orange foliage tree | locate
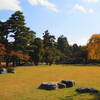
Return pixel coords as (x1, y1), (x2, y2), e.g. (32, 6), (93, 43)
(10, 51), (29, 60)
(0, 44), (6, 65)
(10, 51), (30, 67)
(87, 34), (100, 60)
(0, 44), (5, 55)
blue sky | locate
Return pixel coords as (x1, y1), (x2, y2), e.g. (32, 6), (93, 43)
(0, 0), (100, 45)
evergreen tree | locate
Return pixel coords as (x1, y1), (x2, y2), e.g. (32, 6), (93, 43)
(43, 30), (57, 65)
(43, 30), (55, 47)
(6, 11), (36, 66)
(31, 38), (43, 65)
(8, 11), (36, 53)
(57, 35), (69, 53)
(57, 35), (70, 64)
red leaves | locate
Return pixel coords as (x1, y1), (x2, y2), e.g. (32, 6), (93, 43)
(0, 44), (6, 55)
(10, 51), (29, 60)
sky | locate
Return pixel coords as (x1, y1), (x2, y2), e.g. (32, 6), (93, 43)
(0, 0), (100, 45)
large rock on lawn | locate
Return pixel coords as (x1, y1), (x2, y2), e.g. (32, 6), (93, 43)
(61, 80), (75, 88)
(0, 67), (6, 74)
(39, 82), (58, 90)
(76, 88), (99, 93)
(57, 83), (66, 89)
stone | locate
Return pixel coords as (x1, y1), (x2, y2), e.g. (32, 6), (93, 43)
(57, 83), (66, 89)
(61, 80), (75, 87)
(0, 67), (5, 74)
(39, 82), (58, 90)
(76, 88), (99, 93)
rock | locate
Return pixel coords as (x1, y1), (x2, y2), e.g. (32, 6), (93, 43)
(39, 82), (58, 90)
(0, 67), (5, 74)
(39, 80), (75, 90)
(61, 80), (75, 88)
(57, 83), (66, 89)
(76, 88), (99, 93)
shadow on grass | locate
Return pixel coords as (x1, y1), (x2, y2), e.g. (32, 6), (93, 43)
(93, 92), (100, 100)
(61, 95), (74, 100)
(60, 94), (79, 100)
(60, 93), (100, 100)
(66, 64), (100, 67)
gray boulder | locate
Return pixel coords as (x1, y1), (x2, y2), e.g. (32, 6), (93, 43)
(76, 88), (99, 93)
(0, 68), (6, 74)
(61, 80), (75, 87)
(57, 83), (66, 89)
(39, 82), (58, 90)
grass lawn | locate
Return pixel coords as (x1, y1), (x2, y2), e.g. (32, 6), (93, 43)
(0, 65), (100, 100)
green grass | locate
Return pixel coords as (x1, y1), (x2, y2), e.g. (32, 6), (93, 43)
(0, 65), (100, 100)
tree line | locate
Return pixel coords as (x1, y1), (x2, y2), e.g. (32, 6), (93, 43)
(0, 11), (100, 67)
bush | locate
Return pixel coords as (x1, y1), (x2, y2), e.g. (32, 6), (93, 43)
(7, 67), (15, 73)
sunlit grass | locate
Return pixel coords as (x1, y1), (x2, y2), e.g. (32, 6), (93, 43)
(0, 65), (100, 100)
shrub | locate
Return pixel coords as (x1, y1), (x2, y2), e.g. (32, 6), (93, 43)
(7, 67), (15, 73)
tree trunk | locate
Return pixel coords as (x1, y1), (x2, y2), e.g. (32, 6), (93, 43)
(12, 59), (16, 67)
(0, 61), (1, 66)
(6, 60), (9, 67)
(6, 56), (10, 67)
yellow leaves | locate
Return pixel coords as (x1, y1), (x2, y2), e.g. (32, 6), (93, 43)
(87, 34), (100, 60)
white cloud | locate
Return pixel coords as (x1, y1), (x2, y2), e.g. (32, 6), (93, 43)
(74, 4), (94, 14)
(74, 4), (87, 14)
(89, 9), (94, 13)
(0, 0), (58, 12)
(0, 0), (22, 11)
(28, 0), (59, 12)
(83, 0), (99, 3)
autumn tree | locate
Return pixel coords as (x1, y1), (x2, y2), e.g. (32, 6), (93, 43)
(10, 51), (29, 67)
(0, 44), (6, 65)
(87, 34), (100, 61)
